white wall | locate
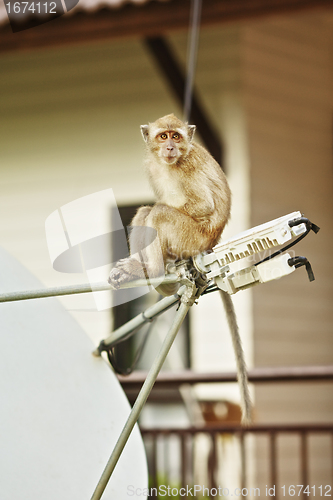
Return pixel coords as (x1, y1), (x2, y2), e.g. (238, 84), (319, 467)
(0, 26), (252, 361)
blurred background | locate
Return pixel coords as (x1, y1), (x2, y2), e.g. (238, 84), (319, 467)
(0, 0), (332, 496)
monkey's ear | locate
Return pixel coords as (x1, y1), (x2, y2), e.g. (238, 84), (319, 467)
(140, 125), (150, 142)
(187, 125), (196, 142)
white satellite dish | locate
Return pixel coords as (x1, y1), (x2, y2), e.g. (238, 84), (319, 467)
(0, 247), (147, 500)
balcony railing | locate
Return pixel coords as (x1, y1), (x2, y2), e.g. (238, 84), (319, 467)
(140, 424), (333, 500)
(118, 367), (333, 500)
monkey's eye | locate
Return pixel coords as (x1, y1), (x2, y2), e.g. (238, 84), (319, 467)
(173, 133), (180, 139)
(160, 133), (168, 140)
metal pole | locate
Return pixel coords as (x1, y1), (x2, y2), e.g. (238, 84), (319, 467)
(93, 286), (189, 354)
(183, 0), (202, 123)
(90, 297), (193, 500)
(0, 274), (179, 303)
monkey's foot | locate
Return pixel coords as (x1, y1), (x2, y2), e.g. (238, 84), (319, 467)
(108, 258), (147, 289)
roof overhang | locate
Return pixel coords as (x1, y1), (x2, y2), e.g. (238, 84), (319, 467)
(0, 0), (332, 53)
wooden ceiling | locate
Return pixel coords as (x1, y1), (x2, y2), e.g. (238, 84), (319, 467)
(0, 0), (332, 53)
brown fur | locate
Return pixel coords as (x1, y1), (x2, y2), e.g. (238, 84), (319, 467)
(109, 113), (231, 286)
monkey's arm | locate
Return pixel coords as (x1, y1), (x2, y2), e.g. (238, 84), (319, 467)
(183, 191), (215, 221)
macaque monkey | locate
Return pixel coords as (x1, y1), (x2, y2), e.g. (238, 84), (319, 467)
(109, 114), (252, 424)
(109, 113), (231, 284)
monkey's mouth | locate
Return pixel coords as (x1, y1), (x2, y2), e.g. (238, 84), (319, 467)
(163, 154), (178, 164)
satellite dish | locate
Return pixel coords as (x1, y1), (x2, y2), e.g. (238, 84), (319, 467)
(0, 247), (148, 499)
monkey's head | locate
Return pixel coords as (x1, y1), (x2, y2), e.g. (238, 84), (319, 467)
(141, 113), (196, 165)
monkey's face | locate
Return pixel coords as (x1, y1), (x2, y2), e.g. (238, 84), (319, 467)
(141, 114), (196, 165)
(154, 130), (185, 165)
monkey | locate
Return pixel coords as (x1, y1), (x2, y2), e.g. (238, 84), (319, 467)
(108, 113), (252, 424)
(109, 113), (230, 285)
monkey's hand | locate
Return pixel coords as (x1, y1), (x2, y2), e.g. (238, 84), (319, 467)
(108, 258), (148, 289)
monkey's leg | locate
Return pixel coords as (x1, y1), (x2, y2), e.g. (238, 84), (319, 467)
(142, 204), (216, 296)
(109, 204), (217, 290)
(145, 204), (215, 274)
(129, 206), (153, 256)
(131, 205), (152, 225)
(108, 206), (153, 288)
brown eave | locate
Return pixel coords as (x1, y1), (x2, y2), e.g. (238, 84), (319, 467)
(0, 0), (332, 53)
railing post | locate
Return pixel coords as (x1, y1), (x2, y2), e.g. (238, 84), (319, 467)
(331, 432), (333, 488)
(207, 432), (218, 492)
(269, 432), (278, 500)
(240, 431), (247, 495)
(180, 432), (188, 490)
(148, 433), (158, 500)
(300, 432), (308, 500)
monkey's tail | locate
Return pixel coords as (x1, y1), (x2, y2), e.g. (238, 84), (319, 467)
(219, 290), (252, 425)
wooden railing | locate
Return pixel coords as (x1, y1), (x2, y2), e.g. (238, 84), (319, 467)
(140, 424), (333, 500)
(118, 367), (333, 499)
